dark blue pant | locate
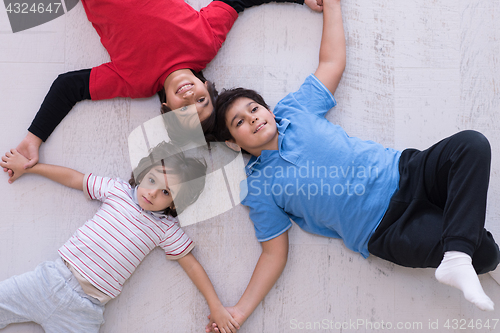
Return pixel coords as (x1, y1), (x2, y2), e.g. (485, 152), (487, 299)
(368, 130), (500, 274)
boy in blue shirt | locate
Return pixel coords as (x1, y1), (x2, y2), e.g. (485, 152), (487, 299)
(206, 0), (500, 329)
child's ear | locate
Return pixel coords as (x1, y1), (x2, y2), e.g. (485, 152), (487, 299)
(162, 102), (168, 107)
(225, 141), (241, 152)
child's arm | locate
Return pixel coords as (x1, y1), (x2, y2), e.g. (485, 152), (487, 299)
(3, 69), (91, 174)
(219, 0), (323, 13)
(314, 0), (346, 96)
(178, 252), (240, 333)
(206, 231), (289, 331)
(0, 149), (84, 190)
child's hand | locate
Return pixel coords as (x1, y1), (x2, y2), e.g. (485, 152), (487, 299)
(0, 149), (30, 183)
(206, 306), (245, 333)
(205, 305), (240, 333)
(3, 132), (42, 177)
(305, 0), (323, 12)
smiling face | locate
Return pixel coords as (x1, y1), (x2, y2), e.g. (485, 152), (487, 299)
(136, 167), (179, 212)
(171, 104), (201, 131)
(225, 97), (279, 156)
(163, 69), (213, 122)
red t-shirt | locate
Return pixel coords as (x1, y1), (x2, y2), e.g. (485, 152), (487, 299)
(81, 0), (238, 100)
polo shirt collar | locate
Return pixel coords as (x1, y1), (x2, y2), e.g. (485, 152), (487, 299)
(245, 117), (291, 176)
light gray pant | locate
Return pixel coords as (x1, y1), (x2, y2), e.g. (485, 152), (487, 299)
(0, 258), (104, 333)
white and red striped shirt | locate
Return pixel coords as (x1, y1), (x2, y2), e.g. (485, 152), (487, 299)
(58, 174), (194, 298)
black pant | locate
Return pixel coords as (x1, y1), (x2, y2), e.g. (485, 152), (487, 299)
(368, 130), (500, 274)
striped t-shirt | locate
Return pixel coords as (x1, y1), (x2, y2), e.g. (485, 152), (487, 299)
(58, 174), (194, 298)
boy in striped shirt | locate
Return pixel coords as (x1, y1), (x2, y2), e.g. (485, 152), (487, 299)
(0, 142), (239, 333)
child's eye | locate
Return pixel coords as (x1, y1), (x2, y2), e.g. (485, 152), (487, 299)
(236, 119), (243, 127)
(162, 189), (169, 196)
(148, 177), (155, 184)
(197, 97), (205, 103)
(251, 106), (258, 112)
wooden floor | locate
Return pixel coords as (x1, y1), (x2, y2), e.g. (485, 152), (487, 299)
(1, 0), (500, 332)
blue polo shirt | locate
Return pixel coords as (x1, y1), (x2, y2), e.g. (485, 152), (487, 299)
(240, 74), (401, 258)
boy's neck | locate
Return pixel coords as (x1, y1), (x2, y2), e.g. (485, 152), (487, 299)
(247, 131), (280, 157)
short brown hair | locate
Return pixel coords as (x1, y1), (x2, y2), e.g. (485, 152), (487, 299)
(212, 88), (270, 142)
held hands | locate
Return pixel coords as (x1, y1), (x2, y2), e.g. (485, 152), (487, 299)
(205, 305), (241, 333)
(0, 149), (30, 183)
(206, 306), (246, 333)
(306, 0), (342, 11)
(2, 132), (42, 178)
(305, 0), (323, 12)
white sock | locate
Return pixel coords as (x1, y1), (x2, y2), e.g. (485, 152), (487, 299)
(435, 251), (494, 311)
(489, 265), (500, 286)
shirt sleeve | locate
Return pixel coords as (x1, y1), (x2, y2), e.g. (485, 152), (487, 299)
(274, 74), (337, 119)
(160, 218), (195, 260)
(200, 1), (239, 48)
(89, 62), (133, 100)
(83, 173), (116, 202)
(241, 178), (292, 242)
(217, 0), (304, 13)
(28, 69), (91, 142)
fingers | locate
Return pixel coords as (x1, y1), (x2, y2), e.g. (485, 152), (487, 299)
(1, 149), (24, 182)
(205, 318), (215, 333)
(313, 4), (323, 13)
(315, 5), (323, 12)
(219, 322), (238, 333)
(231, 318), (240, 330)
(2, 149), (15, 162)
(221, 322), (235, 333)
(1, 154), (10, 167)
(8, 171), (20, 184)
(24, 157), (38, 170)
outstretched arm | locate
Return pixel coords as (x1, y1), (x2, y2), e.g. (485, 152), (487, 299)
(4, 69), (92, 173)
(0, 149), (84, 189)
(219, 0), (323, 13)
(29, 69), (92, 143)
(206, 231), (289, 331)
(314, 0), (346, 95)
(178, 253), (240, 333)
